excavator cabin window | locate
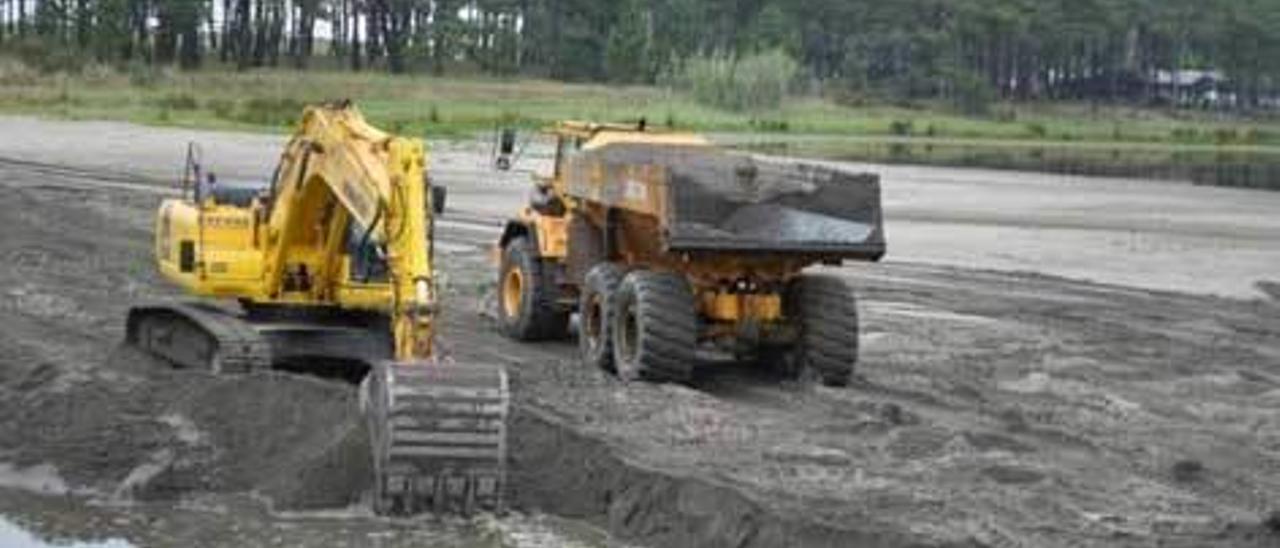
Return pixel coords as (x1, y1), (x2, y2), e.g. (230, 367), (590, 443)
(345, 221), (388, 283)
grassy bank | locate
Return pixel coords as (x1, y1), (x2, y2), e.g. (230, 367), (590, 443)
(3, 61), (1280, 147)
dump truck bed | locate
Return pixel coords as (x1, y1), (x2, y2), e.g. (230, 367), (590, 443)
(563, 143), (885, 260)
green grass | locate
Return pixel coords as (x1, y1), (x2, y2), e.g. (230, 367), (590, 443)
(3, 60), (1280, 149)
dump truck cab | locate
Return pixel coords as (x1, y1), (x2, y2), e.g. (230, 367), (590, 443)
(498, 121), (714, 266)
(496, 121), (884, 385)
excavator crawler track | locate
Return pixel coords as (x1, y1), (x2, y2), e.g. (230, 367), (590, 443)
(365, 361), (509, 516)
(127, 303), (272, 374)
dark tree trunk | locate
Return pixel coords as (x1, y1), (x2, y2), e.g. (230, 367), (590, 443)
(331, 0), (344, 59)
(549, 0), (563, 78)
(251, 0), (266, 66)
(234, 0), (252, 68)
(267, 0), (283, 66)
(74, 0), (88, 47)
(156, 14), (176, 65)
(219, 0), (231, 62)
(349, 0), (362, 70)
(378, 0), (411, 73)
(179, 16), (201, 68)
(133, 0), (152, 62)
(364, 0), (380, 65)
(297, 0), (315, 67)
(431, 1), (447, 75)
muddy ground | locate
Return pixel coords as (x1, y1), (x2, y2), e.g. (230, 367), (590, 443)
(0, 117), (1278, 547)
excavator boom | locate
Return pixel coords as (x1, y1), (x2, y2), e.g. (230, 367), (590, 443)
(127, 103), (507, 515)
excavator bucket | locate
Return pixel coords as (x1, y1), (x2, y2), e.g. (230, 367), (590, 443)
(365, 360), (509, 515)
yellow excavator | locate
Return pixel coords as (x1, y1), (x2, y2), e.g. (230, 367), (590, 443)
(126, 102), (507, 515)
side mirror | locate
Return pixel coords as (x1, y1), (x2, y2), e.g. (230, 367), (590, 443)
(499, 128), (516, 155)
(431, 185), (447, 216)
(494, 127), (517, 171)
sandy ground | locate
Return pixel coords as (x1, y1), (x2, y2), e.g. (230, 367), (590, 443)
(0, 116), (1278, 547)
(1, 116), (1277, 298)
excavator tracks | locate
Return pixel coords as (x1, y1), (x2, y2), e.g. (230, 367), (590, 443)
(126, 303), (272, 374)
(365, 361), (509, 516)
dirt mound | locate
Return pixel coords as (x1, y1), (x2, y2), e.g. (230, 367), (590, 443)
(1258, 280), (1280, 301)
(452, 260), (1280, 547)
(4, 139), (1280, 546)
(0, 346), (370, 510)
(510, 406), (949, 548)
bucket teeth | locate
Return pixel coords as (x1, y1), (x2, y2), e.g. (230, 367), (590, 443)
(366, 360), (508, 516)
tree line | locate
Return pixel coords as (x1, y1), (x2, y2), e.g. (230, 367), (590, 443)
(2, 0), (1279, 107)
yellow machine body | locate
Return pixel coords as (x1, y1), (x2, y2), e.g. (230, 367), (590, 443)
(494, 120), (884, 385)
(154, 107), (434, 358)
(507, 122), (804, 326)
(132, 104), (508, 515)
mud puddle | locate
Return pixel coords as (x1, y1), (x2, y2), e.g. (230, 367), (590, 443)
(0, 487), (621, 548)
(0, 515), (132, 548)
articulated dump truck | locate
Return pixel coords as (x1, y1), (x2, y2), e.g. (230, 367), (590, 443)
(495, 122), (885, 386)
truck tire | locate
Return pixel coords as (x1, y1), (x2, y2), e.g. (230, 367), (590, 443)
(611, 270), (696, 382)
(566, 215), (605, 286)
(757, 345), (802, 381)
(498, 236), (568, 340)
(578, 263), (625, 371)
(789, 274), (859, 387)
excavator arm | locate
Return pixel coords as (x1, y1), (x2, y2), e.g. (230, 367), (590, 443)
(266, 105), (506, 514)
(262, 104), (437, 360)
